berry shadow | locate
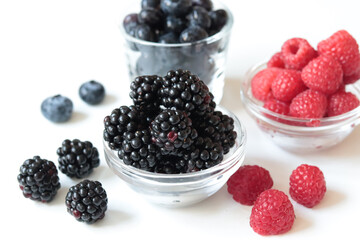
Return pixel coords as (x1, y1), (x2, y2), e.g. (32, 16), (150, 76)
(288, 213), (312, 234)
(68, 111), (87, 123)
(314, 189), (346, 209)
(48, 186), (68, 206)
(93, 209), (133, 227)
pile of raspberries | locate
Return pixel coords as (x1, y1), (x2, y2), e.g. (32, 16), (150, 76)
(251, 30), (360, 124)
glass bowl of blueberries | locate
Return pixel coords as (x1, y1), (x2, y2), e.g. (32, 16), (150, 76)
(120, 0), (233, 103)
(103, 69), (246, 207)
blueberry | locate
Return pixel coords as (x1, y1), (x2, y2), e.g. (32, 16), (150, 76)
(79, 80), (105, 105)
(159, 32), (179, 43)
(187, 6), (211, 29)
(138, 8), (163, 29)
(135, 24), (157, 42)
(209, 9), (228, 33)
(123, 13), (139, 36)
(179, 25), (208, 43)
(192, 0), (213, 11)
(41, 95), (73, 123)
(160, 0), (192, 17)
(141, 0), (161, 9)
(164, 16), (186, 34)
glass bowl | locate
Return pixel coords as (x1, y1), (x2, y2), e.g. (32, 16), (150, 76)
(240, 63), (360, 153)
(119, 0), (234, 104)
(104, 105), (246, 208)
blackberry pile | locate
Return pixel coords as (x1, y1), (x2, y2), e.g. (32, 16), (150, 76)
(17, 156), (61, 202)
(103, 69), (237, 174)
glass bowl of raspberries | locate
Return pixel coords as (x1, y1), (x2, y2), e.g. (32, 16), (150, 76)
(120, 0), (233, 104)
(240, 30), (360, 153)
(103, 69), (246, 207)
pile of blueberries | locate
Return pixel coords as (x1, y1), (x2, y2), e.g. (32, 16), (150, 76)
(123, 0), (229, 85)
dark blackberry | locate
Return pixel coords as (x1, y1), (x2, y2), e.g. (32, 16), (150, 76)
(103, 105), (146, 150)
(153, 155), (188, 174)
(194, 110), (237, 154)
(150, 109), (198, 154)
(118, 129), (161, 171)
(65, 179), (108, 224)
(159, 69), (212, 116)
(79, 80), (105, 105)
(129, 75), (162, 111)
(187, 6), (211, 30)
(179, 25), (208, 43)
(160, 0), (192, 17)
(41, 94), (73, 123)
(57, 139), (100, 178)
(17, 156), (60, 202)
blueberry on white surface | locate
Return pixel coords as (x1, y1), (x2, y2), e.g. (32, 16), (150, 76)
(79, 80), (105, 105)
(41, 94), (73, 122)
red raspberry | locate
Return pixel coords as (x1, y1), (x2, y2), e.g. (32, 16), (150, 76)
(343, 66), (360, 84)
(267, 52), (285, 68)
(281, 38), (317, 70)
(289, 89), (327, 119)
(289, 164), (326, 208)
(301, 55), (343, 95)
(317, 30), (360, 77)
(227, 165), (273, 205)
(251, 68), (282, 101)
(250, 189), (295, 236)
(327, 91), (360, 117)
(271, 69), (307, 102)
(263, 99), (290, 115)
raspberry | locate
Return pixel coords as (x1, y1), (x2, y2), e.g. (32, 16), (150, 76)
(281, 38), (317, 70)
(301, 55), (343, 95)
(271, 69), (307, 102)
(251, 68), (282, 101)
(327, 91), (360, 117)
(250, 189), (295, 236)
(289, 164), (326, 208)
(343, 66), (360, 84)
(264, 99), (290, 115)
(227, 165), (273, 205)
(318, 30), (360, 77)
(267, 52), (285, 68)
(289, 89), (327, 119)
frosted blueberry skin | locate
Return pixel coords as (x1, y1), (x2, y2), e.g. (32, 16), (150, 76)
(79, 80), (105, 105)
(41, 94), (73, 123)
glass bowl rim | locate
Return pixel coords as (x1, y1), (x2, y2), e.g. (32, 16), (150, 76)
(104, 105), (246, 180)
(240, 62), (360, 131)
(118, 0), (234, 48)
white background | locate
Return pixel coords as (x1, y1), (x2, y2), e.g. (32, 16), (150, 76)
(1, 0), (360, 239)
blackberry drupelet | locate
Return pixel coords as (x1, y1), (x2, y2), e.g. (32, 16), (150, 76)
(65, 179), (108, 224)
(103, 105), (146, 150)
(57, 139), (100, 178)
(118, 129), (161, 171)
(150, 109), (198, 154)
(17, 156), (60, 202)
(129, 75), (162, 112)
(159, 69), (212, 116)
(153, 155), (188, 174)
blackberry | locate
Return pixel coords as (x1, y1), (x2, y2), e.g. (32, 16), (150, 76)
(65, 179), (108, 224)
(41, 94), (73, 123)
(79, 80), (105, 105)
(129, 75), (162, 111)
(17, 156), (60, 202)
(159, 69), (212, 116)
(57, 139), (100, 178)
(150, 109), (198, 154)
(153, 155), (188, 174)
(194, 110), (237, 154)
(103, 105), (146, 150)
(118, 129), (161, 171)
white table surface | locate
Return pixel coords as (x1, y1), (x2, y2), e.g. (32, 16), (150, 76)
(1, 0), (360, 239)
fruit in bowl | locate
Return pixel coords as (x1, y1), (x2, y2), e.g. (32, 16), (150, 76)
(241, 30), (360, 152)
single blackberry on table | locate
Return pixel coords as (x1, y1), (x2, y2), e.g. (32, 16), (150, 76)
(103, 105), (146, 150)
(150, 109), (198, 154)
(129, 75), (162, 111)
(65, 179), (108, 224)
(57, 139), (100, 178)
(79, 80), (105, 105)
(17, 156), (60, 202)
(118, 129), (161, 171)
(159, 69), (212, 116)
(41, 94), (73, 123)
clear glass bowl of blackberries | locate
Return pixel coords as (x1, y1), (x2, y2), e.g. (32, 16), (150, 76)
(120, 0), (233, 104)
(103, 69), (246, 207)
